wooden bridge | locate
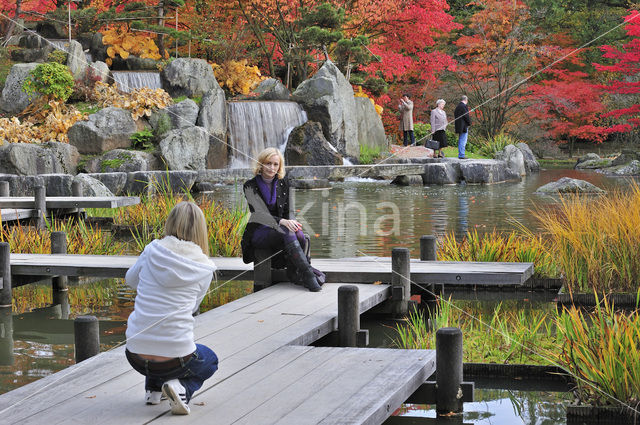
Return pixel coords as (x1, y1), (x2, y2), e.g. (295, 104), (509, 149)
(0, 253), (532, 424)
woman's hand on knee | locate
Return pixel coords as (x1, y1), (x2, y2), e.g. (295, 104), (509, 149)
(279, 219), (302, 233)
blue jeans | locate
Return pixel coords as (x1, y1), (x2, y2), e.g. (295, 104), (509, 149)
(126, 344), (218, 402)
(458, 131), (468, 158)
(403, 130), (415, 146)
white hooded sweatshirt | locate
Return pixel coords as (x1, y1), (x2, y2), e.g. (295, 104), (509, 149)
(125, 236), (217, 358)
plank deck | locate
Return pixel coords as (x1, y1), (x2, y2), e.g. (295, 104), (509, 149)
(8, 254), (533, 285)
(0, 282), (437, 425)
(0, 208), (38, 222)
(0, 196), (140, 209)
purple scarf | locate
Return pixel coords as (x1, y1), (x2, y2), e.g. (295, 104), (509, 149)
(256, 175), (277, 208)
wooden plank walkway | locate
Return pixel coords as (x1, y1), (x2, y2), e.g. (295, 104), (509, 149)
(8, 254), (533, 285)
(0, 209), (38, 222)
(0, 196), (140, 209)
(0, 282), (436, 425)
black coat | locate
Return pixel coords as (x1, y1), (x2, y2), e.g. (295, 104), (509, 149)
(240, 176), (294, 264)
(454, 102), (472, 134)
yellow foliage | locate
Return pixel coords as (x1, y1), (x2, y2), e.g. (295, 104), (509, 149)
(102, 27), (162, 63)
(354, 86), (383, 116)
(211, 60), (266, 95)
(0, 99), (86, 144)
(90, 81), (172, 120)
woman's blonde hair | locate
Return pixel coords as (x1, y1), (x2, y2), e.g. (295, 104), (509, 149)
(164, 201), (209, 256)
(253, 147), (286, 179)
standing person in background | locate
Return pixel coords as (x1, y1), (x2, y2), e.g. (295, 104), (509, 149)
(399, 94), (415, 146)
(454, 95), (472, 159)
(430, 99), (448, 158)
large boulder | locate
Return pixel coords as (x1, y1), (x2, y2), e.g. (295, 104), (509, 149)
(601, 160), (640, 176)
(516, 142), (540, 173)
(535, 177), (605, 194)
(88, 61), (110, 83)
(575, 153), (612, 169)
(86, 172), (128, 195)
(0, 142), (78, 175)
(160, 58), (220, 98)
(84, 149), (161, 173)
(10, 45), (53, 63)
(19, 34), (46, 49)
(66, 40), (88, 80)
(0, 174), (44, 196)
(495, 144), (526, 176)
(292, 60), (359, 159)
(159, 126), (210, 170)
(196, 88), (228, 169)
(125, 170), (198, 195)
(0, 63), (39, 114)
(459, 159), (521, 184)
(73, 174), (114, 196)
(422, 162), (461, 185)
(355, 97), (386, 152)
(125, 56), (160, 71)
(611, 150), (640, 167)
(285, 121), (342, 166)
(253, 78), (290, 100)
(150, 99), (199, 133)
(41, 174), (73, 196)
(68, 107), (137, 154)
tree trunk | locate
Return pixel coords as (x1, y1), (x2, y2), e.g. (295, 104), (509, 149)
(3, 0), (23, 45)
(157, 0), (166, 58)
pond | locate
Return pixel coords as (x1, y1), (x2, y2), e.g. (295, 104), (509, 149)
(202, 167), (638, 258)
(0, 167), (636, 421)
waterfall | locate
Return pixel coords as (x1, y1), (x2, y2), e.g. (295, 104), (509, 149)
(112, 71), (162, 93)
(48, 39), (92, 63)
(227, 101), (308, 167)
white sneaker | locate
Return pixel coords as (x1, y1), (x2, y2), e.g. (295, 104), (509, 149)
(145, 390), (165, 405)
(162, 380), (190, 415)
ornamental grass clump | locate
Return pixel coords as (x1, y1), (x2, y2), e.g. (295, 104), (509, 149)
(533, 183), (640, 292)
(393, 300), (558, 365)
(438, 229), (560, 279)
(556, 296), (640, 411)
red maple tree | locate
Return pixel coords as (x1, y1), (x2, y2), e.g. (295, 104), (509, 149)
(595, 11), (640, 134)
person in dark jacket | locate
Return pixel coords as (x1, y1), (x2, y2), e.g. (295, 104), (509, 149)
(454, 95), (472, 159)
(241, 147), (321, 292)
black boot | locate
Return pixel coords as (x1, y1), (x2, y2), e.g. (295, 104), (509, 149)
(284, 240), (321, 292)
(285, 259), (300, 285)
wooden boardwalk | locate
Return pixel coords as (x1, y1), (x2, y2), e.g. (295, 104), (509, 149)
(0, 282), (436, 425)
(8, 254), (533, 285)
(0, 196), (140, 209)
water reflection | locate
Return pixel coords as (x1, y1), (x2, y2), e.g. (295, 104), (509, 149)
(202, 168), (638, 258)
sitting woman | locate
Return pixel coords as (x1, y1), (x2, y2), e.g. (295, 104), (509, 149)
(241, 147), (321, 292)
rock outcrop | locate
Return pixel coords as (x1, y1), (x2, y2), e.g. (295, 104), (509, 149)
(0, 142), (78, 175)
(84, 149), (161, 173)
(159, 126), (210, 170)
(0, 63), (39, 114)
(68, 107), (137, 154)
(535, 177), (605, 194)
(495, 144), (526, 176)
(253, 78), (290, 100)
(355, 97), (386, 152)
(160, 58), (220, 98)
(292, 61), (359, 159)
(285, 121), (342, 166)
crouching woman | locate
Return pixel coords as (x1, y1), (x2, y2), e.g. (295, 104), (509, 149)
(125, 201), (218, 415)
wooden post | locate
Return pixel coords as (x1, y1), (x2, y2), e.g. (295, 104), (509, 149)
(72, 180), (84, 221)
(0, 243), (11, 308)
(391, 247), (411, 316)
(0, 181), (9, 197)
(338, 285), (359, 347)
(436, 327), (463, 416)
(419, 235), (437, 310)
(74, 315), (100, 363)
(0, 306), (13, 366)
(51, 231), (68, 291)
(34, 185), (46, 231)
(420, 235), (437, 261)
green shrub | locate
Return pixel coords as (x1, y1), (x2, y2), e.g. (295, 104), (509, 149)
(22, 62), (74, 102)
(477, 132), (518, 158)
(130, 128), (154, 150)
(359, 145), (382, 165)
(413, 122), (431, 143)
(47, 49), (68, 64)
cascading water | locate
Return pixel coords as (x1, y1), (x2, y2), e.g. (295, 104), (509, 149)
(227, 101), (308, 167)
(112, 71), (162, 92)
